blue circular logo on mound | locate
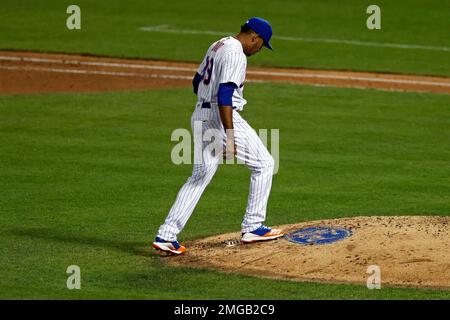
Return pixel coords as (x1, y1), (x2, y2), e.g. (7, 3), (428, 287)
(285, 226), (352, 245)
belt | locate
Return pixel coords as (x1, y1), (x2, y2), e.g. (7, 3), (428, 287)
(199, 102), (238, 109)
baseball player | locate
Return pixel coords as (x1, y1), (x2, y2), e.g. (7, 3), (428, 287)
(153, 17), (284, 255)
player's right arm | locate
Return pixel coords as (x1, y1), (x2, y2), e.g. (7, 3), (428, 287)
(217, 51), (245, 159)
(218, 82), (238, 159)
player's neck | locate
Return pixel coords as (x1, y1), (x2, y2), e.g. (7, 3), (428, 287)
(234, 34), (244, 43)
(234, 34), (246, 51)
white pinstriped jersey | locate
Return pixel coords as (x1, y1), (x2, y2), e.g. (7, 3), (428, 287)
(196, 36), (247, 111)
(157, 37), (276, 242)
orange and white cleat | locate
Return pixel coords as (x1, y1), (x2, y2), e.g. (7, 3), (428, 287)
(241, 225), (285, 243)
(152, 237), (186, 255)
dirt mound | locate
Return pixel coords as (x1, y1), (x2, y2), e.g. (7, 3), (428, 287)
(1, 51), (449, 95)
(167, 216), (450, 289)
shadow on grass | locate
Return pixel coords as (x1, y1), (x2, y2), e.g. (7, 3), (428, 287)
(7, 227), (149, 256)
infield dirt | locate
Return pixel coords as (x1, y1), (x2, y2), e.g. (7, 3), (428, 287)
(1, 51), (450, 95)
(166, 216), (450, 289)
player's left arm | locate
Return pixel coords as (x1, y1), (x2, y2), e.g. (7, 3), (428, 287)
(192, 73), (202, 95)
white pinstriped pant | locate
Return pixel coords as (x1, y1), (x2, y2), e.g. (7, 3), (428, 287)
(157, 104), (275, 241)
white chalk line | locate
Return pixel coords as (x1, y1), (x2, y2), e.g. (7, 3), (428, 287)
(0, 55), (195, 72)
(0, 64), (267, 83)
(248, 70), (450, 87)
(139, 25), (450, 52)
(0, 65), (442, 94)
(1, 55), (449, 88)
(0, 63), (426, 94)
(0, 65), (193, 81)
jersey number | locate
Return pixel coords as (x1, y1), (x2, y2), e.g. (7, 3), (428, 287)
(201, 56), (214, 85)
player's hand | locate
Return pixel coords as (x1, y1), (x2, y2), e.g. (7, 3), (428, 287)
(223, 136), (237, 160)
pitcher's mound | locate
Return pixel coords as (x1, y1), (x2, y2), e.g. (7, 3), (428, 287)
(168, 216), (450, 289)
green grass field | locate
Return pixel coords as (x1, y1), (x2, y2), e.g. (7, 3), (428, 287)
(1, 0), (450, 300)
(1, 85), (450, 299)
(0, 0), (449, 76)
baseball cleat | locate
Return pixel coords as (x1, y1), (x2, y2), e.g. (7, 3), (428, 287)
(241, 225), (285, 243)
(152, 237), (186, 255)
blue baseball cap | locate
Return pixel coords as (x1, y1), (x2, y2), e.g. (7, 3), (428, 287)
(245, 17), (273, 50)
